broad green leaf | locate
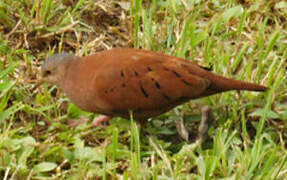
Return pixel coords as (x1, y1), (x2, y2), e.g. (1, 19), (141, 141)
(33, 162), (57, 173)
(0, 102), (24, 123)
(249, 109), (280, 119)
(222, 5), (243, 23)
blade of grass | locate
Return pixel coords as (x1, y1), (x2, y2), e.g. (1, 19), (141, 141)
(103, 147), (107, 180)
(256, 31), (280, 81)
(133, 0), (142, 48)
(256, 68), (284, 138)
(112, 127), (119, 178)
(129, 110), (141, 178)
(231, 42), (249, 72)
(237, 10), (247, 40)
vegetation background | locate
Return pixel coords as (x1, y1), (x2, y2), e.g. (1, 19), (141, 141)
(0, 0), (286, 179)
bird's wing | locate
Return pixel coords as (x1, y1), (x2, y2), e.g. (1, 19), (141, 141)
(94, 49), (210, 115)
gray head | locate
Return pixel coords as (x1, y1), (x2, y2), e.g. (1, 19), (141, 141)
(41, 53), (77, 85)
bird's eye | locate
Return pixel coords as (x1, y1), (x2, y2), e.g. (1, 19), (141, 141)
(43, 70), (52, 77)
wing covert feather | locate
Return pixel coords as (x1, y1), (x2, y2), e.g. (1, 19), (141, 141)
(94, 50), (210, 112)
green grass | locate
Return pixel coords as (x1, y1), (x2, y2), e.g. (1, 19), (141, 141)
(0, 0), (287, 179)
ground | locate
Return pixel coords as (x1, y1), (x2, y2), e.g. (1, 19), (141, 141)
(0, 0), (287, 179)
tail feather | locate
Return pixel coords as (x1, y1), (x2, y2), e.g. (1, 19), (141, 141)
(220, 78), (268, 91)
(203, 74), (268, 96)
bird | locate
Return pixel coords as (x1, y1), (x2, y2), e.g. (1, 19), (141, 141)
(40, 48), (267, 127)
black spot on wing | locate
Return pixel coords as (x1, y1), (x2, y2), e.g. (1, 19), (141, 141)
(121, 71), (124, 77)
(170, 70), (194, 87)
(181, 79), (192, 86)
(147, 66), (152, 71)
(155, 81), (161, 89)
(151, 78), (161, 89)
(134, 71), (139, 76)
(140, 84), (149, 98)
(172, 70), (181, 78)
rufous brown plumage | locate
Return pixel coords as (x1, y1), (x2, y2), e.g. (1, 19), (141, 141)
(40, 48), (267, 121)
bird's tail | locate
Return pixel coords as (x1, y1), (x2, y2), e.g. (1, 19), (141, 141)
(216, 76), (267, 91)
(202, 74), (267, 96)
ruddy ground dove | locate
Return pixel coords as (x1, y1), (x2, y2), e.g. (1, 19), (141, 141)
(40, 48), (267, 127)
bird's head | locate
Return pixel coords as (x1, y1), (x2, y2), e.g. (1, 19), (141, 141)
(40, 53), (77, 85)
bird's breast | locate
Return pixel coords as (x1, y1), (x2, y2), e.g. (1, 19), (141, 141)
(60, 59), (112, 114)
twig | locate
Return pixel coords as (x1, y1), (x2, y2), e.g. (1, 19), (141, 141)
(37, 21), (80, 39)
(6, 19), (22, 37)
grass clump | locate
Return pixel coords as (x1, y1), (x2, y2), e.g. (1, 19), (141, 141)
(0, 0), (286, 179)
